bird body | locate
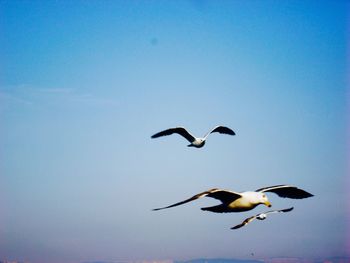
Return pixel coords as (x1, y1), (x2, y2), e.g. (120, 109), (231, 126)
(189, 137), (206, 148)
(186, 191), (271, 213)
(229, 191), (271, 211)
(256, 214), (267, 220)
(151, 125), (235, 148)
(153, 185), (312, 213)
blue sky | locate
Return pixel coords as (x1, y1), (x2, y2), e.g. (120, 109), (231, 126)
(0, 1), (348, 262)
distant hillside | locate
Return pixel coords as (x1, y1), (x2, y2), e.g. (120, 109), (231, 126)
(81, 257), (350, 263)
(175, 258), (262, 263)
(175, 257), (350, 263)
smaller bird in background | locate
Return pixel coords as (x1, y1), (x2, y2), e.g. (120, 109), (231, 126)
(231, 207), (294, 229)
(151, 125), (235, 148)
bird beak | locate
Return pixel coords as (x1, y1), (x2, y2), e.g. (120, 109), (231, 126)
(264, 201), (272, 207)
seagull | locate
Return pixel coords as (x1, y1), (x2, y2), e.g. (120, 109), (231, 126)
(231, 207), (294, 229)
(151, 125), (235, 148)
(153, 185), (313, 213)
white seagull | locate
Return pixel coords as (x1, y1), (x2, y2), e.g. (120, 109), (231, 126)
(231, 207), (294, 229)
(151, 125), (235, 148)
(153, 185), (313, 213)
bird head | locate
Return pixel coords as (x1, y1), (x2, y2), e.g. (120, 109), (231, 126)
(260, 193), (272, 207)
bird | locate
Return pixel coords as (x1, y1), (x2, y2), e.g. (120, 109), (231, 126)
(151, 125), (235, 148)
(231, 207), (294, 229)
(153, 185), (313, 213)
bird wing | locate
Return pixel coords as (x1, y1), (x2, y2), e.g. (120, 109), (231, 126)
(264, 207), (294, 215)
(151, 127), (196, 143)
(231, 215), (257, 229)
(206, 189), (242, 204)
(152, 188), (241, 211)
(204, 125), (235, 139)
(256, 185), (313, 199)
(152, 188), (219, 211)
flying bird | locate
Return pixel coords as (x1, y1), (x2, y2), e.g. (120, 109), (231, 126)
(153, 185), (313, 213)
(231, 207), (294, 229)
(151, 125), (235, 148)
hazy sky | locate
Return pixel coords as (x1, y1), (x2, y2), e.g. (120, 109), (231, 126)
(0, 1), (348, 263)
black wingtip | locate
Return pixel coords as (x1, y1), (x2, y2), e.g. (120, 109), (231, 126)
(231, 224), (243, 230)
(282, 207), (294, 212)
(228, 130), (236, 136)
(224, 128), (235, 136)
(227, 128), (235, 135)
(302, 191), (314, 199)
